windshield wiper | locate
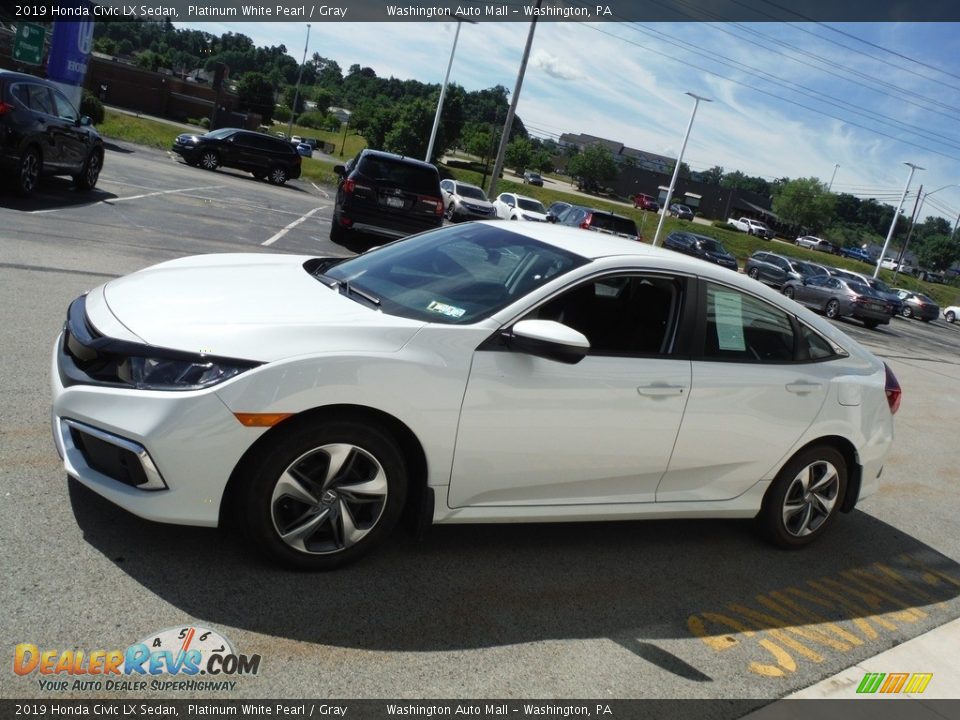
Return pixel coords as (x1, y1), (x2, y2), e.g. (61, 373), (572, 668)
(319, 276), (381, 307)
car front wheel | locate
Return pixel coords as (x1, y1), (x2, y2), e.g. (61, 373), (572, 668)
(748, 267), (760, 279)
(825, 299), (840, 319)
(73, 150), (102, 191)
(241, 419), (408, 570)
(199, 150), (219, 171)
(759, 445), (847, 548)
(901, 306), (913, 318)
(946, 310), (956, 323)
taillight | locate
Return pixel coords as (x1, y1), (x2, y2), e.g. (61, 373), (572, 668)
(884, 362), (901, 414)
(580, 212), (593, 229)
(0, 102), (13, 114)
(420, 196), (443, 216)
(343, 178), (356, 194)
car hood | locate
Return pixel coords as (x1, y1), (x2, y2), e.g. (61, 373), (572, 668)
(457, 196), (495, 209)
(92, 254), (425, 362)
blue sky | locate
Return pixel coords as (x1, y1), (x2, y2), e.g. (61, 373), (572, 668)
(179, 20), (960, 226)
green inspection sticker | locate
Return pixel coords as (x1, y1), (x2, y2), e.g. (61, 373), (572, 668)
(426, 300), (466, 318)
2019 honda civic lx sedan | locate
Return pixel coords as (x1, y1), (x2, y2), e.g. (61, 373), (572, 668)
(51, 223), (900, 569)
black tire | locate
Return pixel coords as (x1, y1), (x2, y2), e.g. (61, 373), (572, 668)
(783, 286), (795, 299)
(329, 219), (346, 243)
(901, 306), (913, 319)
(445, 202), (456, 221)
(825, 299), (840, 319)
(758, 445), (847, 548)
(748, 267), (760, 279)
(199, 150), (219, 171)
(16, 146), (42, 195)
(241, 419), (408, 570)
(73, 150), (102, 191)
(946, 311), (956, 323)
(267, 166), (289, 185)
(863, 319), (880, 329)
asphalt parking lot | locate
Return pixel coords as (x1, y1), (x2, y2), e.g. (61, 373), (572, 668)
(2, 141), (960, 707)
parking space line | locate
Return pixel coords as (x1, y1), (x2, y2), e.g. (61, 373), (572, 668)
(28, 185), (225, 214)
(312, 182), (330, 199)
(262, 207), (326, 246)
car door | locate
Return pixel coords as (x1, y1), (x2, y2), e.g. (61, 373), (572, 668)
(20, 83), (64, 169)
(657, 280), (830, 502)
(449, 272), (692, 508)
(48, 86), (87, 172)
(497, 193), (515, 219)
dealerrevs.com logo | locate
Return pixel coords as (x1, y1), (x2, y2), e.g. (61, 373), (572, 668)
(14, 626), (261, 692)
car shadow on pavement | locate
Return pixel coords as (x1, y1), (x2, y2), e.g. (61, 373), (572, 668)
(0, 181), (118, 212)
(69, 478), (960, 663)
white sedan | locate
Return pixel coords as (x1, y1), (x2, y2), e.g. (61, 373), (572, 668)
(945, 306), (960, 323)
(51, 223), (899, 569)
(493, 192), (549, 221)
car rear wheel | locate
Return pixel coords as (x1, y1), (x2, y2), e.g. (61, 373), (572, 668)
(73, 150), (102, 191)
(199, 150), (219, 171)
(241, 419), (408, 570)
(759, 445), (847, 548)
(267, 166), (288, 185)
(825, 299), (840, 319)
(748, 267), (760, 279)
(16, 147), (42, 195)
(947, 310), (956, 323)
(783, 286), (795, 299)
(252, 171), (266, 180)
(901, 306), (913, 318)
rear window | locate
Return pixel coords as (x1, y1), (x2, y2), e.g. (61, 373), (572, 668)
(357, 155), (439, 195)
(589, 213), (638, 236)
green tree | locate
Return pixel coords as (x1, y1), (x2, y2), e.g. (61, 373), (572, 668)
(532, 149), (553, 174)
(282, 85), (307, 115)
(702, 165), (724, 185)
(567, 144), (618, 192)
(772, 177), (836, 232)
(916, 235), (960, 271)
(236, 72), (276, 123)
(667, 161), (691, 179)
(720, 171), (771, 196)
(505, 138), (533, 174)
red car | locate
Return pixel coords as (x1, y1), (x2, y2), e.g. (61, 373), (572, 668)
(632, 193), (660, 212)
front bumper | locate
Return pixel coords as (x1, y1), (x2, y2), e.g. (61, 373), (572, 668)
(51, 334), (258, 527)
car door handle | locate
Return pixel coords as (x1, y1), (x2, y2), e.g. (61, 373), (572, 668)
(785, 381), (823, 395)
(637, 384), (686, 397)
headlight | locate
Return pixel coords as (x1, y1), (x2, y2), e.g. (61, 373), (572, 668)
(117, 356), (250, 391)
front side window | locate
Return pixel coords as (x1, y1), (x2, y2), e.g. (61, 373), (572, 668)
(703, 283), (796, 363)
(526, 274), (682, 356)
(50, 88), (78, 122)
(321, 224), (587, 324)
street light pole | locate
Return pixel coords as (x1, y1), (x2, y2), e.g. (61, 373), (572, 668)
(894, 182), (958, 282)
(652, 92), (711, 247)
(487, 0), (543, 201)
(873, 162), (923, 278)
(426, 18), (472, 163)
(286, 23), (311, 141)
(828, 163), (840, 192)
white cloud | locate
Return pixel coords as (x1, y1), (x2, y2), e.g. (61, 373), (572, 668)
(530, 48), (583, 81)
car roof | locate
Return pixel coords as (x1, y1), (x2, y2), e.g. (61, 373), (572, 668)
(513, 193), (544, 204)
(360, 148), (436, 170)
(0, 69), (51, 84)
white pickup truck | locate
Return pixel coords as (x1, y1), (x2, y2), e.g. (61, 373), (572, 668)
(728, 217), (773, 239)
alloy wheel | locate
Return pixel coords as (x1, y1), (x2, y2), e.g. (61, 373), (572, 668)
(200, 151), (219, 170)
(826, 300), (839, 318)
(781, 460), (840, 537)
(19, 150), (40, 194)
(269, 167), (288, 185)
(270, 443), (389, 555)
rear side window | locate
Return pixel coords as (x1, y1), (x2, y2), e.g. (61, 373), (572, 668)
(356, 155), (439, 195)
(15, 83), (55, 115)
(703, 283), (795, 363)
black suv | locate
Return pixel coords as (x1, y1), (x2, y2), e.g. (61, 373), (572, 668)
(172, 128), (301, 185)
(663, 231), (738, 271)
(331, 149), (443, 242)
(550, 204), (640, 240)
(0, 70), (104, 195)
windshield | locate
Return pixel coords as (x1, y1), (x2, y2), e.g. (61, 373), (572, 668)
(517, 198), (547, 213)
(323, 224), (587, 324)
(205, 128), (235, 139)
(457, 184), (488, 201)
(698, 238), (724, 253)
(869, 278), (892, 293)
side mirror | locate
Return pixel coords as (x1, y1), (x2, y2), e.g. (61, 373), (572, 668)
(546, 213), (557, 223)
(333, 164), (346, 176)
(79, 115), (92, 127)
(504, 320), (589, 364)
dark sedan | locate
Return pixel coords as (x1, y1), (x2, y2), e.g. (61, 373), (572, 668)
(783, 275), (892, 329)
(669, 203), (694, 220)
(895, 289), (939, 321)
(745, 251), (824, 289)
(663, 231), (738, 271)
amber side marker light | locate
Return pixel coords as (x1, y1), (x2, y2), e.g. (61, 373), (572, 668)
(234, 413), (293, 427)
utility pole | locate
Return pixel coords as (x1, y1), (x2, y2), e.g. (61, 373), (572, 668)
(486, 0), (542, 200)
(426, 17), (473, 163)
(874, 162), (922, 278)
(286, 24), (311, 141)
(828, 163), (840, 191)
(893, 184), (922, 283)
